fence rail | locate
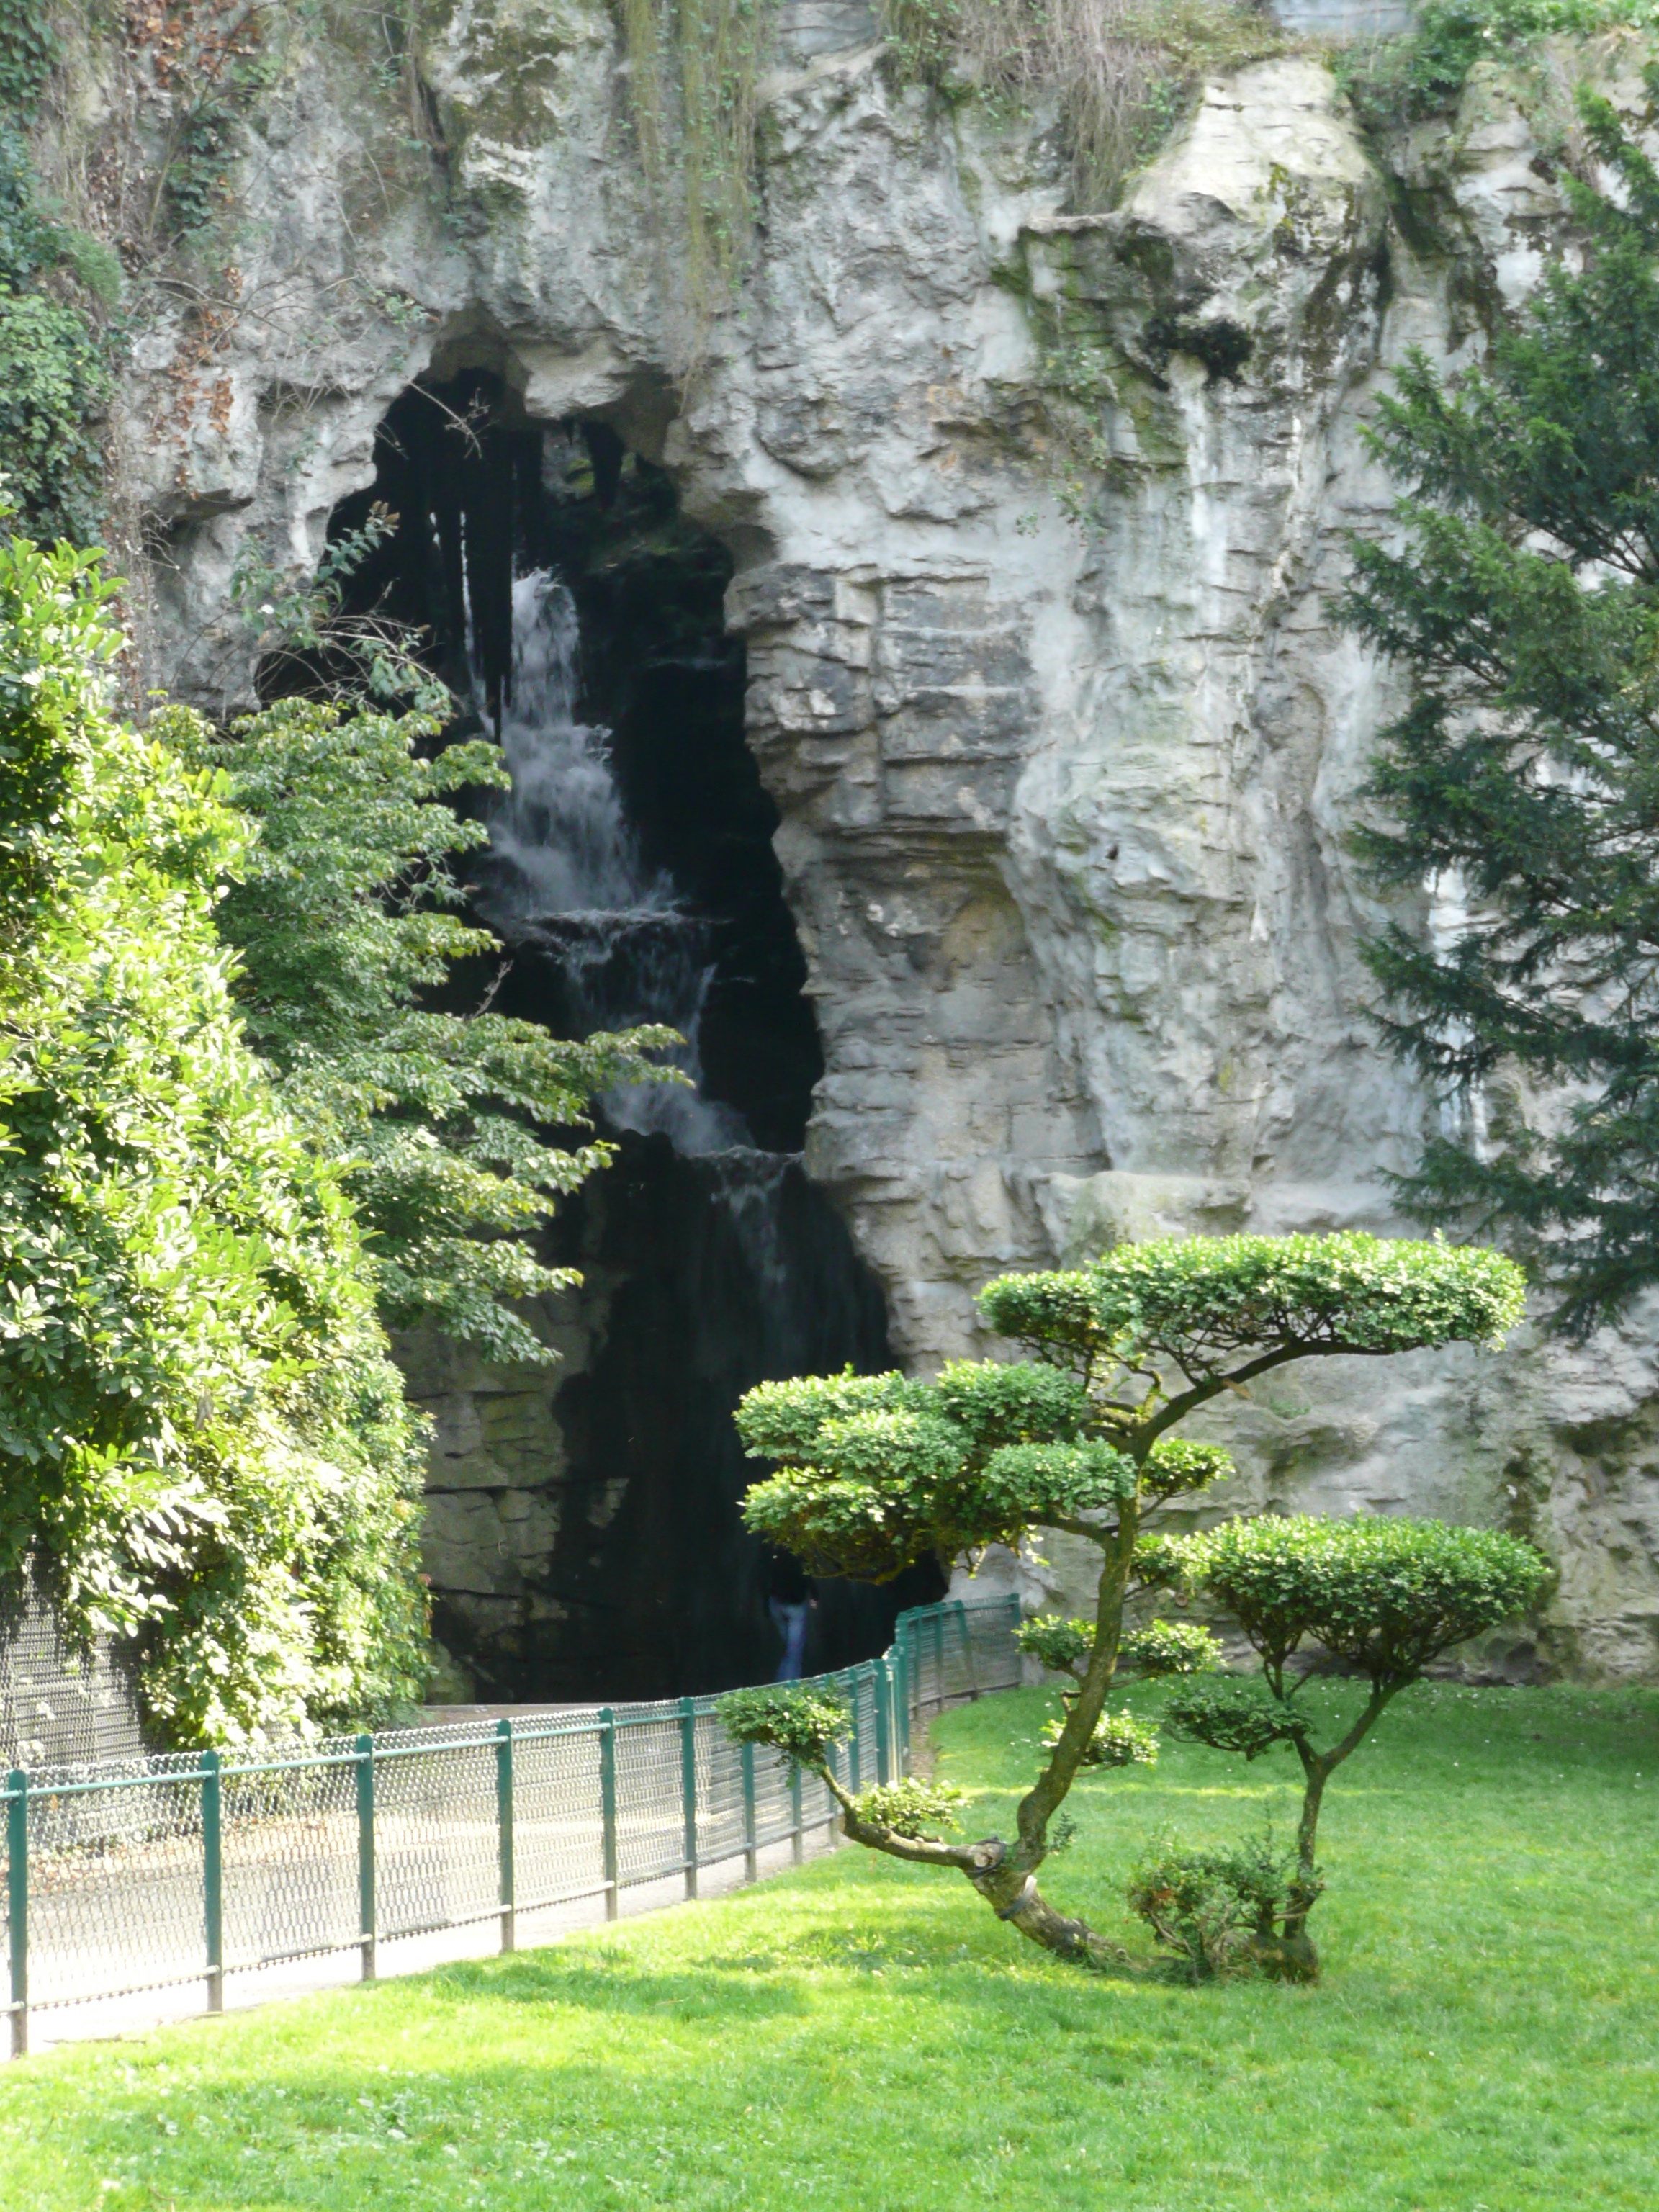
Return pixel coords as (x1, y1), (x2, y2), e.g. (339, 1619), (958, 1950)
(1, 1593), (1020, 2054)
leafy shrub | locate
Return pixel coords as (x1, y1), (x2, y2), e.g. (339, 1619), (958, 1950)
(1043, 1709), (1159, 1767)
(1171, 1516), (1550, 1689)
(1336, 0), (1659, 130)
(1128, 1831), (1314, 1980)
(1164, 1678), (1311, 1759)
(162, 696), (678, 1364)
(849, 1778), (968, 1838)
(1015, 1613), (1094, 1675)
(0, 534), (428, 1743)
(1122, 1619), (1224, 1676)
(0, 287), (108, 545)
(714, 1684), (851, 1769)
(0, 2), (114, 545)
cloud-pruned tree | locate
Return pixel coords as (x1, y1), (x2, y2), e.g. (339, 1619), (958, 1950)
(719, 1232), (1537, 1976)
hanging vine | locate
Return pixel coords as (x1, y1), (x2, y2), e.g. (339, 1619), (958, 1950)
(619, 0), (771, 328)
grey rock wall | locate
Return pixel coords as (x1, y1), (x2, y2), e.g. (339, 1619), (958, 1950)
(118, 13), (1659, 1678)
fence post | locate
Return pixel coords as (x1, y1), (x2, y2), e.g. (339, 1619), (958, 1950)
(355, 1732), (377, 1982)
(874, 1656), (892, 1785)
(680, 1698), (698, 1900)
(895, 1624), (911, 1773)
(741, 1740), (757, 1882)
(6, 1769), (25, 2059)
(599, 1709), (619, 1921)
(495, 1719), (516, 1956)
(202, 1750), (224, 2014)
(846, 1670), (862, 1794)
(932, 1606), (945, 1709)
(789, 1760), (804, 1864)
(958, 1601), (979, 1700)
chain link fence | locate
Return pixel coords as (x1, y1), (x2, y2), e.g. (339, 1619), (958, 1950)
(2, 1593), (1020, 2054)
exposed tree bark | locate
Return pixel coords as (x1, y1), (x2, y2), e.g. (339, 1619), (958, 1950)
(811, 1518), (1150, 1970)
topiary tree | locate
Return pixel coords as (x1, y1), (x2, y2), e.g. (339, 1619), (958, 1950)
(719, 1231), (1532, 1972)
(1155, 1514), (1549, 1972)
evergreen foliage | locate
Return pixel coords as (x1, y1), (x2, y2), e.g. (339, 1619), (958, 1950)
(0, 534), (428, 1744)
(724, 1232), (1531, 1976)
(1345, 84), (1659, 1334)
(0, 4), (109, 547)
(159, 696), (679, 1367)
(1162, 1516), (1549, 1954)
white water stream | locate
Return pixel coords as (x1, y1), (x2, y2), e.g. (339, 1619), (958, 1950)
(480, 570), (756, 1157)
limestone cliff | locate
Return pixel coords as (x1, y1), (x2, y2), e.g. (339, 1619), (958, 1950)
(112, 7), (1659, 1678)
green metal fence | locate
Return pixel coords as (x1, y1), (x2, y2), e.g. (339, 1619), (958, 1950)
(1, 1593), (1020, 2055)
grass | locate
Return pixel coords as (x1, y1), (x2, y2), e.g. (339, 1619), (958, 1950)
(2, 1677), (1657, 2211)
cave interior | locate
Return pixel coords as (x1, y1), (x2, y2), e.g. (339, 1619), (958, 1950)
(320, 369), (944, 1701)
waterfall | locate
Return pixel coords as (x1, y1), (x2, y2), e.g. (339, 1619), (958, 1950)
(480, 570), (753, 1156)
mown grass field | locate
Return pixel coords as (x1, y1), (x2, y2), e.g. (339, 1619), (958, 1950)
(2, 1676), (1655, 2212)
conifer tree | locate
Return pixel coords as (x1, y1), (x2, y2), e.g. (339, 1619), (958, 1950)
(1344, 78), (1659, 1333)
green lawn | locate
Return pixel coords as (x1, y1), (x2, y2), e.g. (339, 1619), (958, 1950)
(3, 1677), (1657, 2211)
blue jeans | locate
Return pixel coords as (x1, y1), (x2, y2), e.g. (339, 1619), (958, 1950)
(770, 1599), (809, 1681)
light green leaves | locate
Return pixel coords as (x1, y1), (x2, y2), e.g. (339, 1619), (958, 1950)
(714, 1683), (850, 1771)
(1122, 1619), (1225, 1676)
(1169, 1514), (1550, 1687)
(1043, 1709), (1159, 1768)
(1014, 1614), (1093, 1675)
(0, 538), (428, 1745)
(979, 1233), (1526, 1380)
(849, 1777), (968, 1839)
(167, 695), (678, 1366)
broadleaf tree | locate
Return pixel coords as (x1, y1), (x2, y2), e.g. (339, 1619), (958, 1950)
(0, 534), (428, 1743)
(719, 1231), (1536, 1974)
(158, 696), (680, 1366)
(1343, 76), (1659, 1335)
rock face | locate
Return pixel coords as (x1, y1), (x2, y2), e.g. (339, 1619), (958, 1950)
(119, 13), (1659, 1680)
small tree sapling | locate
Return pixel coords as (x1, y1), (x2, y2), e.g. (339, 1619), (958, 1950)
(717, 1232), (1528, 1972)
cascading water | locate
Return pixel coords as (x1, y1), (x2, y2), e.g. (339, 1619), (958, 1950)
(480, 570), (758, 1156)
(320, 381), (941, 1697)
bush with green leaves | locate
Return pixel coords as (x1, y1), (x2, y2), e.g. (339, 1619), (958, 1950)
(1127, 1831), (1313, 1982)
(721, 1230), (1529, 1974)
(1122, 1619), (1224, 1677)
(0, 533), (429, 1744)
(0, 9), (110, 549)
(849, 1777), (967, 1840)
(714, 1683), (852, 1771)
(1041, 1708), (1159, 1768)
(158, 696), (678, 1366)
(1159, 1516), (1550, 1954)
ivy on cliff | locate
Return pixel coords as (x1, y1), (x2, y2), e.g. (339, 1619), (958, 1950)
(0, 5), (109, 545)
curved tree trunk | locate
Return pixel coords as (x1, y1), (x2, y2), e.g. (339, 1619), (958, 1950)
(814, 1519), (1148, 1972)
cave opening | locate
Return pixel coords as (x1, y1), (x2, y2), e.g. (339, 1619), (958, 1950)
(322, 370), (944, 1701)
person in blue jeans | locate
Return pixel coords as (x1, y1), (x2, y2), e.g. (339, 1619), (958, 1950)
(768, 1551), (815, 1681)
